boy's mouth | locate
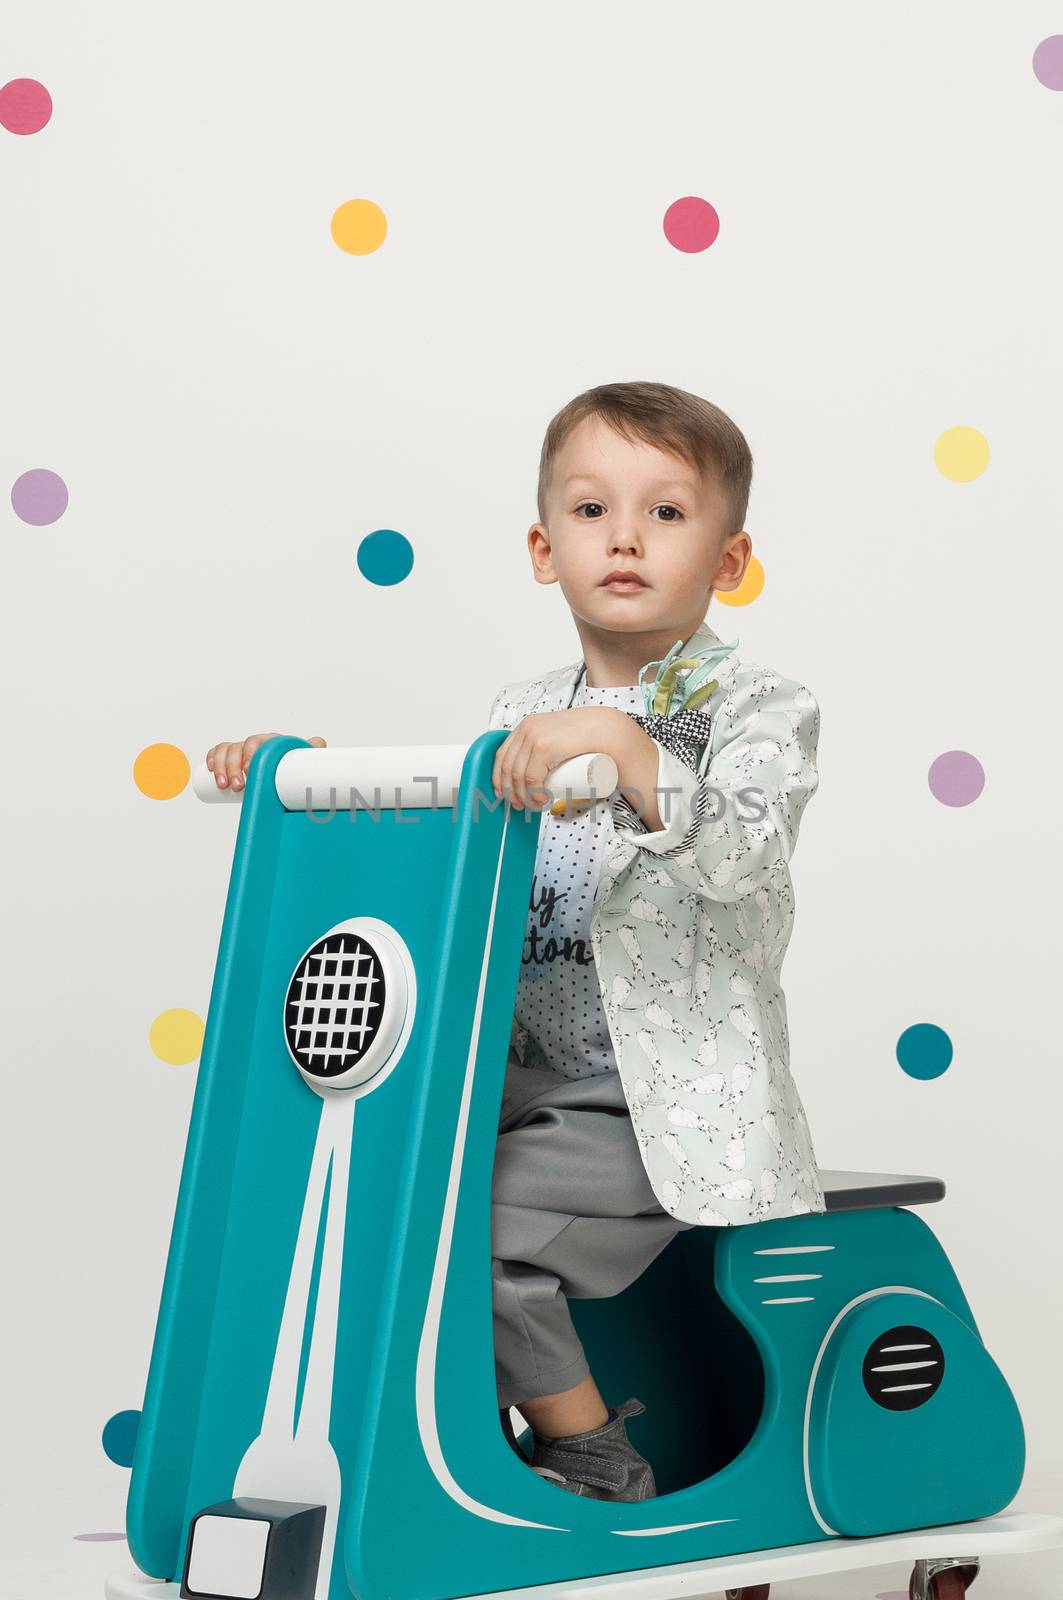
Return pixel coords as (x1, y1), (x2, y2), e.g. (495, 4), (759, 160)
(602, 571), (647, 590)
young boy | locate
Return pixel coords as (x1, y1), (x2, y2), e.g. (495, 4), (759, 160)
(482, 381), (825, 1500)
(204, 379), (825, 1507)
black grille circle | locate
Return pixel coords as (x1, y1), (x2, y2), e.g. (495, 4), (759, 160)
(862, 1323), (945, 1411)
(284, 930), (386, 1079)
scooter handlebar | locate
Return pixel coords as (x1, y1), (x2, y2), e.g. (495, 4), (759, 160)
(190, 744), (619, 815)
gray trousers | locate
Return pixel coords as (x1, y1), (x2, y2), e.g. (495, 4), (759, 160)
(491, 1055), (695, 1410)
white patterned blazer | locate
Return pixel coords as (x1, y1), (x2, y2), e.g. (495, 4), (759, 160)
(487, 618), (826, 1228)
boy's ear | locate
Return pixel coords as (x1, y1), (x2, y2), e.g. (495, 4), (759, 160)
(718, 529), (753, 584)
(528, 523), (558, 585)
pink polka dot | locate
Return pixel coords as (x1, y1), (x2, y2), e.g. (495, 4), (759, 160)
(1033, 35), (1063, 89)
(0, 79), (53, 135)
(663, 196), (720, 253)
(928, 749), (985, 807)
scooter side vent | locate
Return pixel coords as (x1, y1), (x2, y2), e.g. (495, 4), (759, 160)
(862, 1323), (945, 1411)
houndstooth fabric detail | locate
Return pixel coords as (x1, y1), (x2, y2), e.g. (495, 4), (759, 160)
(624, 708), (714, 776)
(613, 707), (714, 840)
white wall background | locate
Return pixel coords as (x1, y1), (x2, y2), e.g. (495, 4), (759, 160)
(2, 0), (1061, 1587)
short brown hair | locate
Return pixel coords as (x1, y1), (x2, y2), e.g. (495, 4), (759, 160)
(536, 379), (753, 534)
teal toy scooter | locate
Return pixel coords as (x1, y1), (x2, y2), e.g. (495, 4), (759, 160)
(105, 734), (1063, 1600)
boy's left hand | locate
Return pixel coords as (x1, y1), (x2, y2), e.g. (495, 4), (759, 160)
(491, 707), (648, 811)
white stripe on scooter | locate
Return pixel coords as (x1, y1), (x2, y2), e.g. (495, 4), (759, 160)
(802, 1286), (944, 1535)
(414, 802), (573, 1532)
(414, 801), (733, 1538)
(754, 1244), (836, 1254)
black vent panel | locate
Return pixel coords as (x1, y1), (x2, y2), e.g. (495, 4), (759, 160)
(284, 931), (386, 1079)
(862, 1323), (945, 1411)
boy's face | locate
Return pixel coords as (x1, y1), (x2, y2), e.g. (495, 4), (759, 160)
(529, 414), (750, 636)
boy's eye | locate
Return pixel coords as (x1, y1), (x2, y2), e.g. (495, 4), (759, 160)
(573, 502), (684, 521)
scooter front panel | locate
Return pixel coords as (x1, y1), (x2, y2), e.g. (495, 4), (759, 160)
(125, 737), (457, 1597)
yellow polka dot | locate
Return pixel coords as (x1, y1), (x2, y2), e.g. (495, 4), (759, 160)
(715, 556), (765, 606)
(134, 743), (191, 799)
(934, 426), (990, 482)
(331, 198), (388, 255)
(150, 1008), (205, 1066)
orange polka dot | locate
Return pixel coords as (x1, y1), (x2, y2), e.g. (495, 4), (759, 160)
(134, 743), (190, 799)
(331, 199), (388, 255)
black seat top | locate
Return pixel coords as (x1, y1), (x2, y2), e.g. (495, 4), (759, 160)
(819, 1168), (945, 1211)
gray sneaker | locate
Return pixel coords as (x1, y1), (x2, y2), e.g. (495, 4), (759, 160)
(527, 1397), (657, 1501)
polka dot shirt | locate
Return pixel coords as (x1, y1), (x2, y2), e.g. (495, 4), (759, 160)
(513, 673), (645, 1080)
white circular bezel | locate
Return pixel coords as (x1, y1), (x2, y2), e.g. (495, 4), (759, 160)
(282, 916), (417, 1098)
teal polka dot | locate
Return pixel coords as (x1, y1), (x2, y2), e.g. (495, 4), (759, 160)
(102, 1409), (141, 1467)
(357, 528), (413, 586)
(896, 1023), (953, 1080)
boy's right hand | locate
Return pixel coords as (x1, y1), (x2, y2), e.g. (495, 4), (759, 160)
(206, 734), (328, 790)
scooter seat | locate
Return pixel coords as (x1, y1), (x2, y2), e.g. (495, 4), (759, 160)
(819, 1168), (945, 1210)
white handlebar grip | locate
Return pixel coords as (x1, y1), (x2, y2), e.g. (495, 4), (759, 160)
(190, 747), (619, 812)
(540, 752), (619, 816)
(192, 760), (244, 802)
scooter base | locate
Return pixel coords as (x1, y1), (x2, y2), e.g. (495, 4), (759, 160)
(105, 1509), (1063, 1600)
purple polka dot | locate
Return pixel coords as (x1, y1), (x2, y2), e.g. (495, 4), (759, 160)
(10, 468), (69, 525)
(663, 196), (720, 253)
(1033, 35), (1063, 89)
(928, 749), (984, 806)
(74, 1532), (126, 1542)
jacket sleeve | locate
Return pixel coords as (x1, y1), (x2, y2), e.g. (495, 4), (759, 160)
(487, 686), (509, 732)
(488, 683), (525, 733)
(609, 670), (821, 903)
